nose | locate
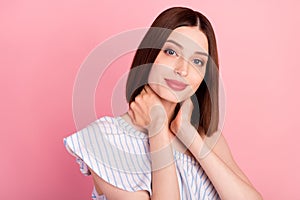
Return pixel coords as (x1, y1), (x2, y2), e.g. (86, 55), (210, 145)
(174, 56), (188, 77)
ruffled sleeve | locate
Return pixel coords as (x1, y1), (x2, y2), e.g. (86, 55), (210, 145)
(64, 116), (152, 195)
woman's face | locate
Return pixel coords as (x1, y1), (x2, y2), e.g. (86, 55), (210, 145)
(148, 26), (209, 103)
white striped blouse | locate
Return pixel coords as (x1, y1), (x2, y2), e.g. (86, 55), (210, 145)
(64, 116), (220, 200)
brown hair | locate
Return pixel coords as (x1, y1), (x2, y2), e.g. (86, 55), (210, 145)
(126, 7), (219, 136)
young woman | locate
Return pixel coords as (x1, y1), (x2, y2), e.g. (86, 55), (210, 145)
(64, 7), (262, 200)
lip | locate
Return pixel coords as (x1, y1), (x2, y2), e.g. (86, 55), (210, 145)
(164, 78), (187, 91)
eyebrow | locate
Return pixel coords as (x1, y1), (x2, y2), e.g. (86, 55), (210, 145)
(165, 39), (209, 57)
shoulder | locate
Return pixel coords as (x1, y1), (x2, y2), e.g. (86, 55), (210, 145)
(86, 115), (148, 139)
(64, 115), (150, 164)
(64, 116), (118, 156)
(65, 115), (146, 150)
(64, 116), (152, 194)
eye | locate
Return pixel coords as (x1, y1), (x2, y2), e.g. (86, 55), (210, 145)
(193, 58), (205, 66)
(164, 48), (177, 56)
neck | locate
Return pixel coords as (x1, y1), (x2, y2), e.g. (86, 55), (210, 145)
(159, 97), (177, 122)
(121, 98), (177, 133)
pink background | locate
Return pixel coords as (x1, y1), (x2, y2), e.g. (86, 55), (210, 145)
(1, 0), (299, 199)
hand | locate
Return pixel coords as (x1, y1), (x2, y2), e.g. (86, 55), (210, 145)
(170, 98), (193, 133)
(170, 98), (197, 147)
(128, 85), (168, 136)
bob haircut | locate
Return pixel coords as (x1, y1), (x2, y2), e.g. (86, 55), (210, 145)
(126, 7), (219, 136)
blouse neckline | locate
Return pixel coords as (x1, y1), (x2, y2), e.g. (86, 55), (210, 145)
(114, 116), (198, 165)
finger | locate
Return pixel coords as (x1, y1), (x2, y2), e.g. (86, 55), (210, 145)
(148, 104), (167, 136)
(144, 84), (152, 93)
(181, 98), (194, 118)
(129, 102), (143, 125)
(145, 84), (161, 99)
(176, 126), (198, 148)
(134, 96), (146, 110)
(130, 101), (141, 113)
(130, 101), (147, 122)
(137, 99), (149, 113)
(128, 107), (136, 122)
(140, 87), (147, 97)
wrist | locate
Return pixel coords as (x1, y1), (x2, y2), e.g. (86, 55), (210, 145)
(179, 120), (193, 131)
(149, 126), (170, 138)
(148, 122), (169, 138)
(149, 126), (171, 146)
(188, 132), (212, 161)
(176, 123), (197, 148)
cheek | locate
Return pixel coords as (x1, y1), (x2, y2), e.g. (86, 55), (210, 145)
(154, 53), (176, 67)
(191, 82), (201, 94)
(148, 83), (159, 94)
(147, 66), (160, 83)
(189, 69), (205, 90)
(153, 52), (164, 65)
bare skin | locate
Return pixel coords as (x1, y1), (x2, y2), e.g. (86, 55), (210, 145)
(89, 85), (262, 199)
(89, 26), (263, 199)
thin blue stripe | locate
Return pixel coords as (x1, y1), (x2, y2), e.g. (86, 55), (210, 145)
(207, 182), (214, 196)
(176, 165), (184, 200)
(81, 128), (94, 169)
(68, 116), (221, 199)
(211, 189), (217, 199)
(132, 133), (151, 182)
(75, 131), (85, 161)
(96, 121), (118, 185)
(194, 166), (201, 197)
(183, 160), (192, 200)
(180, 170), (184, 200)
(202, 175), (209, 186)
(109, 119), (134, 191)
(116, 122), (148, 189)
(202, 182), (212, 200)
(205, 182), (213, 197)
(117, 116), (147, 139)
(122, 122), (151, 176)
(86, 124), (102, 177)
(121, 130), (144, 190)
(69, 134), (86, 172)
(198, 178), (203, 200)
(201, 176), (209, 200)
(104, 118), (127, 188)
(69, 135), (76, 156)
(91, 123), (110, 182)
(122, 124), (151, 164)
(125, 129), (151, 189)
(190, 165), (196, 194)
(187, 157), (194, 196)
(198, 168), (205, 199)
(200, 168), (205, 179)
(108, 117), (135, 190)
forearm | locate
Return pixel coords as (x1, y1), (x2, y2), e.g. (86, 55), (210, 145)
(149, 128), (180, 200)
(185, 126), (262, 200)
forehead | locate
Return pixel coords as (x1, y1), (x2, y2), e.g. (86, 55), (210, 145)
(167, 26), (209, 54)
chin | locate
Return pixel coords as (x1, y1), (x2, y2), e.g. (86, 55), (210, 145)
(149, 83), (191, 103)
(161, 93), (182, 103)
